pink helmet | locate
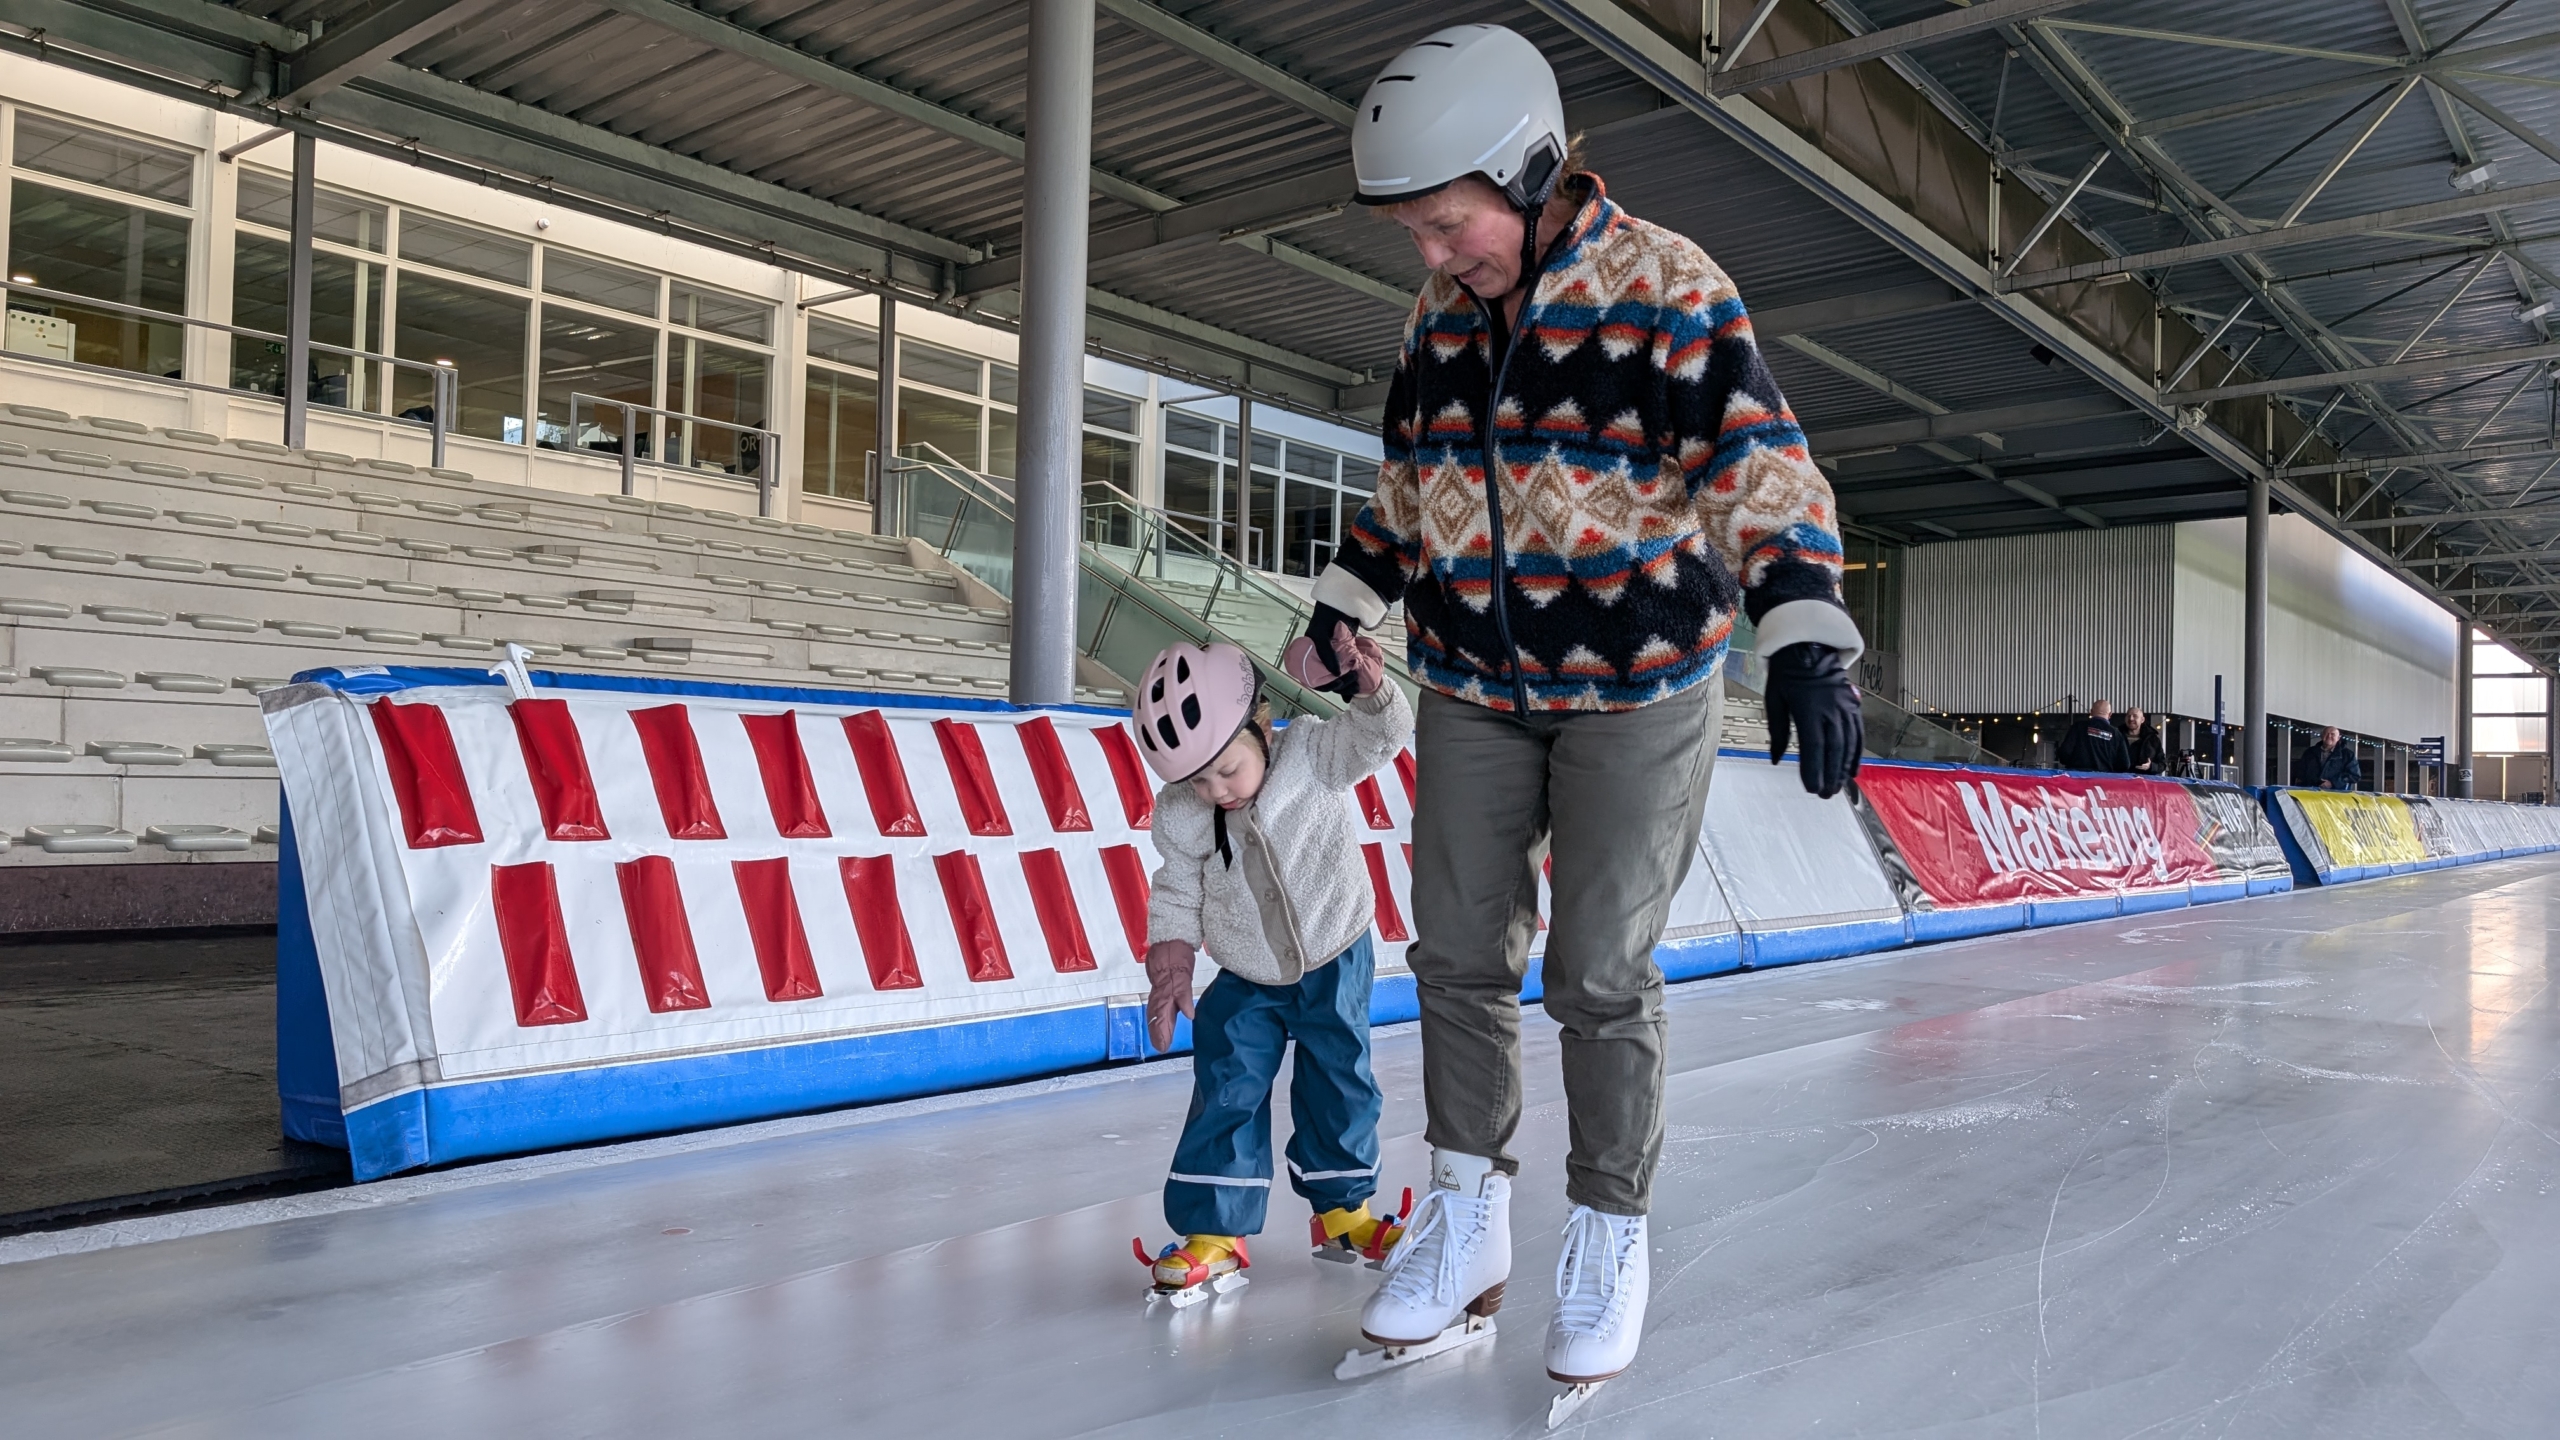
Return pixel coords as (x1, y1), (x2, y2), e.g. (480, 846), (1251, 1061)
(1132, 642), (1259, 782)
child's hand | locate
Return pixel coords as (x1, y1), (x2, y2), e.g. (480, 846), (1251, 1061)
(1333, 622), (1386, 697)
(1145, 940), (1197, 1052)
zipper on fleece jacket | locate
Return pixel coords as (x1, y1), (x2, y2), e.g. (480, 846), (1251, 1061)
(1474, 292), (1534, 718)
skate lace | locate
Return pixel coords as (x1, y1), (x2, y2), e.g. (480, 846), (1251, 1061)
(1376, 1187), (1486, 1308)
(1551, 1206), (1639, 1339)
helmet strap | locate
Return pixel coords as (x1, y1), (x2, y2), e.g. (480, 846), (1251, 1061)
(1508, 140), (1568, 313)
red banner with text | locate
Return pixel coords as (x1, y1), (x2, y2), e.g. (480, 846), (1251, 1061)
(1856, 767), (2224, 907)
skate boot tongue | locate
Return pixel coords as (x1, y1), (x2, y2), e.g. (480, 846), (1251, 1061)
(1431, 1148), (1499, 1197)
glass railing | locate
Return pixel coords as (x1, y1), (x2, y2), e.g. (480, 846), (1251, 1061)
(887, 446), (1347, 719)
(1725, 612), (1992, 765)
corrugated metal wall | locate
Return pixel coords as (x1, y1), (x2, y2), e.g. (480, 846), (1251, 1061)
(1900, 527), (2175, 714)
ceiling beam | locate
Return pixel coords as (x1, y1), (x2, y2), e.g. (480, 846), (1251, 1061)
(958, 164), (1355, 295)
(2280, 438), (2560, 479)
(278, 0), (478, 103)
(1999, 178), (2560, 291)
(1749, 280), (1971, 336)
(2163, 339), (2560, 405)
(1809, 394), (2132, 453)
(1224, 233), (1412, 309)
(597, 0), (1179, 213)
(2131, 30), (2560, 138)
(1093, 0), (1354, 128)
(1712, 0), (2094, 95)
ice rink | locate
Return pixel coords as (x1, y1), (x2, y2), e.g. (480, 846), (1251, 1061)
(6, 859), (2558, 1439)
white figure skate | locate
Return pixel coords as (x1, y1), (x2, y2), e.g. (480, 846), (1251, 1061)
(1542, 1206), (1649, 1427)
(1336, 1151), (1510, 1381)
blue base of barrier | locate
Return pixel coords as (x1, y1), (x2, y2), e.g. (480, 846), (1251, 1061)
(2118, 888), (2190, 917)
(2187, 880), (2247, 906)
(343, 1005), (1116, 1180)
(1908, 905), (2028, 943)
(2029, 895), (2119, 926)
(1744, 917), (1907, 968)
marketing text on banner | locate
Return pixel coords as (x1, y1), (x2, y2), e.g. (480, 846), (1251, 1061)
(1856, 767), (2221, 906)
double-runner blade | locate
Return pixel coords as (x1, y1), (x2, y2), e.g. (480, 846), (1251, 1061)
(1546, 1380), (1605, 1428)
(1332, 1315), (1496, 1381)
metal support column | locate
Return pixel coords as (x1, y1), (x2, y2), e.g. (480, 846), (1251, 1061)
(873, 297), (898, 535)
(282, 130), (317, 449)
(2243, 474), (2269, 787)
(2455, 627), (2475, 798)
(1232, 394), (1254, 567)
(1008, 0), (1093, 707)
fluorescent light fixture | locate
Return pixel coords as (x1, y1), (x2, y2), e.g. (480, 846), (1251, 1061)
(2520, 298), (2557, 325)
(2452, 161), (2499, 191)
(7, 274), (32, 284)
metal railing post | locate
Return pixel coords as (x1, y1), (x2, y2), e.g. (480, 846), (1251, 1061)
(758, 428), (777, 517)
(619, 401), (637, 496)
(431, 367), (451, 469)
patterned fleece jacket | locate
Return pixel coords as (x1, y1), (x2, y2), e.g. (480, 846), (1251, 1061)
(1314, 173), (1862, 713)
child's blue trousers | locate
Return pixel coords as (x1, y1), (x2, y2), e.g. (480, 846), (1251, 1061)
(1163, 935), (1381, 1237)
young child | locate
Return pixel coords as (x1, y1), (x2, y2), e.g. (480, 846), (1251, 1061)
(1130, 630), (1415, 1307)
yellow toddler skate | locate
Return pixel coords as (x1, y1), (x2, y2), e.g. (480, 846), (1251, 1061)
(1134, 1233), (1250, 1310)
(1310, 1190), (1410, 1268)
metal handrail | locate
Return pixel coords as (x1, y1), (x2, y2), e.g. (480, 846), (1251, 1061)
(566, 392), (779, 517)
(882, 444), (1350, 716)
(2, 280), (454, 465)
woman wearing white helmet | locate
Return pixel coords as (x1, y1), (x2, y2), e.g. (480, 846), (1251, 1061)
(1290, 22), (1866, 1404)
(1127, 633), (1416, 1307)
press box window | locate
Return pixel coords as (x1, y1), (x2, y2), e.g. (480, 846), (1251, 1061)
(14, 113), (192, 204)
(399, 214), (532, 287)
(5, 182), (190, 377)
(543, 251), (658, 318)
(235, 171), (386, 251)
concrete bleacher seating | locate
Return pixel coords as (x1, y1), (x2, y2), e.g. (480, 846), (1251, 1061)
(0, 403), (1118, 874)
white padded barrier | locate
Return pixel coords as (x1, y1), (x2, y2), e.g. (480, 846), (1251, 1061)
(1698, 754), (1903, 966)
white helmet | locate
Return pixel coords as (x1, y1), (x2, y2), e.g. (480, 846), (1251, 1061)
(1351, 24), (1568, 211)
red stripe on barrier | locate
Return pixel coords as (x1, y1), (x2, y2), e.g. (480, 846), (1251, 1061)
(1354, 775), (1395, 830)
(1020, 849), (1098, 972)
(740, 711), (832, 838)
(1016, 716), (1093, 833)
(732, 858), (824, 1001)
(1393, 749), (1417, 805)
(1099, 844), (1151, 963)
(1095, 723), (1156, 829)
(629, 705), (727, 839)
(837, 856), (922, 990)
(614, 857), (709, 1012)
(368, 700), (483, 848)
(489, 861), (587, 1025)
(1363, 843), (1410, 942)
(933, 850), (1014, 981)
(934, 719), (1013, 836)
(508, 699), (608, 841)
(842, 710), (927, 837)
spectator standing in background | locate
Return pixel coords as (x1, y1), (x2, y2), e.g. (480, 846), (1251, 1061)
(2302, 725), (2362, 790)
(2055, 700), (2129, 773)
(2122, 708), (2166, 776)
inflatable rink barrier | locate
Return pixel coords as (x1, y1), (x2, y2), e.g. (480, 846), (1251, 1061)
(266, 666), (1201, 1179)
(2269, 788), (2560, 884)
(1852, 764), (2292, 940)
(264, 665), (1462, 1180)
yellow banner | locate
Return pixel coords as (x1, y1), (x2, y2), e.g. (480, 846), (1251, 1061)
(2289, 791), (2425, 869)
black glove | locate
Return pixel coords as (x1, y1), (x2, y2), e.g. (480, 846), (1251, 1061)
(1764, 642), (1863, 799)
(1298, 602), (1364, 699)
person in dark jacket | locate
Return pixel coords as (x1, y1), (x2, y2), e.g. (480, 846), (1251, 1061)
(2055, 701), (2130, 772)
(2121, 707), (2166, 776)
(2301, 726), (2363, 790)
